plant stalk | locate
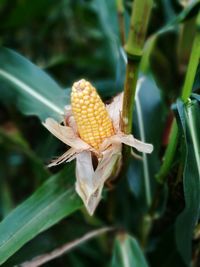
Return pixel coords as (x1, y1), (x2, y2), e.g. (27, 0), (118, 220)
(122, 0), (153, 134)
(156, 11), (200, 183)
(116, 0), (126, 46)
(121, 0), (153, 245)
(122, 59), (139, 134)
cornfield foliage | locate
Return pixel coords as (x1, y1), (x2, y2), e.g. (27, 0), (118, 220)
(0, 0), (200, 266)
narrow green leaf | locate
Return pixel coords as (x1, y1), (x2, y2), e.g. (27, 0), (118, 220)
(0, 181), (14, 218)
(128, 76), (166, 208)
(142, 2), (200, 78)
(175, 99), (200, 265)
(193, 64), (200, 92)
(91, 0), (127, 88)
(0, 164), (82, 265)
(157, 1), (200, 35)
(112, 233), (149, 267)
(0, 47), (68, 121)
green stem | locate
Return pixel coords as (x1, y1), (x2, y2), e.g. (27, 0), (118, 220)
(119, 0), (153, 249)
(178, 18), (196, 75)
(156, 120), (178, 182)
(156, 11), (200, 183)
(122, 0), (153, 134)
(116, 0), (126, 46)
(122, 59), (139, 134)
(121, 1), (153, 245)
(181, 21), (200, 101)
(124, 0), (153, 58)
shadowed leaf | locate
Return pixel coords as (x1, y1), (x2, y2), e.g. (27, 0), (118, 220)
(0, 163), (82, 265)
(175, 98), (200, 265)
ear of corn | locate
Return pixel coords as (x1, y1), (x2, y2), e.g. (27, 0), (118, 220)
(71, 79), (114, 149)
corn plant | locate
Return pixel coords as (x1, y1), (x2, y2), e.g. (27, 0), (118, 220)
(0, 0), (200, 266)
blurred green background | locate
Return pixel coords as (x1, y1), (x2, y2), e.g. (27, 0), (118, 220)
(0, 0), (200, 266)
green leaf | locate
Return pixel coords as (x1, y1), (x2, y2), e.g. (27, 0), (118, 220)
(91, 0), (127, 88)
(111, 233), (149, 267)
(91, 0), (119, 39)
(142, 2), (200, 88)
(158, 1), (200, 35)
(0, 163), (82, 265)
(0, 127), (49, 183)
(193, 63), (200, 92)
(149, 227), (186, 267)
(175, 0), (200, 23)
(175, 99), (200, 265)
(128, 76), (166, 208)
(0, 181), (14, 218)
(4, 0), (56, 28)
(0, 47), (68, 121)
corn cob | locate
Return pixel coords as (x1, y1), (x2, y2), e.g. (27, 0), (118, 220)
(71, 79), (114, 149)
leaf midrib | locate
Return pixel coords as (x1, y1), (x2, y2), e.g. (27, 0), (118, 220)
(0, 69), (64, 116)
(0, 188), (78, 263)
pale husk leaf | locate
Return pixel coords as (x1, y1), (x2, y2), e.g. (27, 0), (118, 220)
(100, 134), (153, 154)
(48, 147), (77, 167)
(64, 105), (78, 134)
(118, 134), (153, 153)
(75, 146), (122, 215)
(75, 151), (95, 213)
(43, 118), (90, 150)
(106, 93), (123, 132)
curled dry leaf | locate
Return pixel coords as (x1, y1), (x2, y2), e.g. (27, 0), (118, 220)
(43, 79), (153, 215)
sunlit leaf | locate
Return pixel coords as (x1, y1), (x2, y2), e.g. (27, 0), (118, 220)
(0, 48), (68, 121)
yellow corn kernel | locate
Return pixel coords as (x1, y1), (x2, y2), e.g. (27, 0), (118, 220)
(71, 79), (114, 149)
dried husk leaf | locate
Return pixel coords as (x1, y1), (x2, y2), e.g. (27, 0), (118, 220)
(64, 105), (78, 134)
(106, 93), (123, 132)
(76, 146), (122, 215)
(75, 151), (95, 213)
(100, 134), (153, 154)
(43, 118), (90, 150)
(117, 134), (153, 153)
(48, 147), (77, 167)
